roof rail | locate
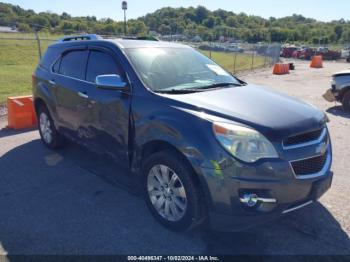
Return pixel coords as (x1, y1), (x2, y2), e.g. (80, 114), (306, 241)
(122, 36), (159, 41)
(57, 34), (102, 42)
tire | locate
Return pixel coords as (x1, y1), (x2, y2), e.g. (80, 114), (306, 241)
(37, 104), (64, 149)
(342, 91), (350, 113)
(142, 150), (205, 231)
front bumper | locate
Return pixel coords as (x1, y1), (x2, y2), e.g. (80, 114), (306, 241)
(200, 143), (333, 232)
(208, 172), (332, 231)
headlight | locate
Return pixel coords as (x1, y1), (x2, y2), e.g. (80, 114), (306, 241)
(213, 122), (278, 163)
(331, 78), (336, 86)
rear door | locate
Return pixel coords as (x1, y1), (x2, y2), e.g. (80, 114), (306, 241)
(80, 47), (131, 165)
(53, 48), (90, 138)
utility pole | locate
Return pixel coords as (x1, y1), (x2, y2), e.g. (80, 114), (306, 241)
(122, 1), (127, 36)
(32, 26), (42, 59)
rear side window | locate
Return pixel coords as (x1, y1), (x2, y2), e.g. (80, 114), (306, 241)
(86, 50), (122, 83)
(59, 50), (88, 79)
(52, 58), (61, 73)
(39, 46), (60, 70)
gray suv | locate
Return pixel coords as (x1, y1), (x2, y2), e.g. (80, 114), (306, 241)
(33, 34), (333, 232)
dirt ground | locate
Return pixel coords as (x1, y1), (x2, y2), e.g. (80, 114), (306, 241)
(0, 59), (349, 256)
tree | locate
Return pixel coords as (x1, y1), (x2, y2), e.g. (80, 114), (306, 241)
(29, 15), (50, 30)
(158, 24), (171, 35)
(60, 12), (71, 20)
(202, 16), (215, 28)
(226, 16), (237, 27)
(341, 28), (350, 44)
(17, 22), (31, 32)
(59, 21), (75, 34)
(195, 6), (209, 23)
(48, 14), (60, 27)
(128, 20), (148, 35)
(334, 25), (343, 42)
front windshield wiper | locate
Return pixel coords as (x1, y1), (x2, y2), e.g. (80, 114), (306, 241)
(154, 82), (245, 94)
(194, 82), (244, 90)
(154, 89), (206, 94)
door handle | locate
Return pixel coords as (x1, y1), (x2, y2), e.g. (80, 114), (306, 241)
(78, 92), (89, 99)
(49, 80), (55, 85)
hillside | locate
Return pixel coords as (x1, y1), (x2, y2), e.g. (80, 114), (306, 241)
(0, 2), (350, 44)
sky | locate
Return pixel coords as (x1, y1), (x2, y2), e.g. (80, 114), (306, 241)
(3, 0), (350, 22)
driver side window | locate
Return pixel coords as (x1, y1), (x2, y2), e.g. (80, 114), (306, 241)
(86, 50), (122, 83)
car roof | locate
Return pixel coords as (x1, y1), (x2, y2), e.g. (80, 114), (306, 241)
(105, 38), (190, 49)
(50, 35), (191, 50)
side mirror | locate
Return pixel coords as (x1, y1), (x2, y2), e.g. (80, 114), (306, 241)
(95, 74), (128, 91)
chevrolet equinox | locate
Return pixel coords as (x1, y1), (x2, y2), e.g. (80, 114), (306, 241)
(32, 34), (333, 231)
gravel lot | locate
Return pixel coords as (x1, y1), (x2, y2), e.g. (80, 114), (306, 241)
(0, 60), (349, 256)
(0, 105), (7, 117)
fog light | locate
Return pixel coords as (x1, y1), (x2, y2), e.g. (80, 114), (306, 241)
(240, 193), (259, 207)
(240, 193), (277, 207)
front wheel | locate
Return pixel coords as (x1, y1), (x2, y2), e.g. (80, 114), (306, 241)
(342, 91), (350, 113)
(142, 150), (205, 231)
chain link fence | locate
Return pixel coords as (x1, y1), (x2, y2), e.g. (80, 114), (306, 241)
(189, 41), (281, 74)
(0, 31), (281, 106)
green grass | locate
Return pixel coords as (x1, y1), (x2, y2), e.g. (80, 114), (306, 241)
(0, 34), (269, 105)
(0, 34), (57, 104)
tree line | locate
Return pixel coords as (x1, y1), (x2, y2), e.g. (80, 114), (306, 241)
(1, 2), (350, 44)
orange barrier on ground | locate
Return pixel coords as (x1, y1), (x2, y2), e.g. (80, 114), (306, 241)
(7, 95), (37, 130)
(310, 55), (323, 68)
(273, 63), (290, 75)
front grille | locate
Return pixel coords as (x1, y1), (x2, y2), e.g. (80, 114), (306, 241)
(291, 153), (327, 176)
(284, 128), (324, 147)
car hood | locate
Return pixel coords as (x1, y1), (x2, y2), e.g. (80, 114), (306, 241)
(333, 69), (350, 77)
(164, 84), (325, 140)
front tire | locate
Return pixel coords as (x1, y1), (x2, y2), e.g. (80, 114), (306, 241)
(342, 91), (350, 113)
(37, 105), (63, 149)
(142, 150), (205, 231)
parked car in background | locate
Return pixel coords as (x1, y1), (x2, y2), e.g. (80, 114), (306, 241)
(226, 44), (244, 53)
(198, 43), (226, 52)
(292, 48), (315, 60)
(341, 46), (350, 59)
(324, 69), (350, 112)
(316, 47), (341, 60)
(292, 47), (341, 60)
(280, 46), (298, 58)
(33, 34), (333, 232)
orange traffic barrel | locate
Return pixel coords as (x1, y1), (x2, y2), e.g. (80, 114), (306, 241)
(310, 56), (323, 68)
(273, 63), (290, 75)
(7, 95), (37, 130)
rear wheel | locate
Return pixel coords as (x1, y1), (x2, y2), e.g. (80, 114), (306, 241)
(37, 105), (63, 149)
(142, 150), (205, 231)
(342, 91), (350, 113)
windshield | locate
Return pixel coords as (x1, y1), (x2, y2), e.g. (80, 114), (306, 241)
(125, 47), (240, 92)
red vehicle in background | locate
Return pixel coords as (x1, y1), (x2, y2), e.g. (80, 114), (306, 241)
(280, 46), (298, 58)
(292, 47), (341, 60)
(292, 48), (316, 60)
(316, 47), (341, 60)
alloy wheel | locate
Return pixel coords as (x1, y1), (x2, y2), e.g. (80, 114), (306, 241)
(147, 164), (187, 222)
(39, 112), (53, 144)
